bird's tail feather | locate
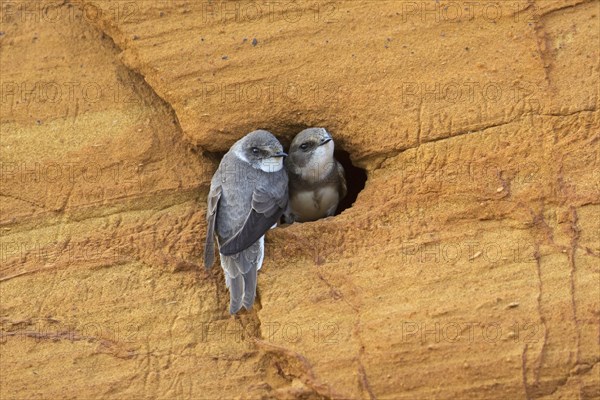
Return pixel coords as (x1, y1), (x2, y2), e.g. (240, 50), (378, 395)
(228, 275), (244, 314)
(204, 239), (215, 269)
(242, 267), (257, 310)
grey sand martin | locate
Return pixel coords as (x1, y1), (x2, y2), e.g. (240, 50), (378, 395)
(204, 130), (288, 314)
(284, 127), (347, 223)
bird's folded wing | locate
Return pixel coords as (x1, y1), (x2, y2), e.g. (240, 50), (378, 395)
(204, 184), (222, 268)
(336, 160), (348, 200)
(219, 187), (287, 256)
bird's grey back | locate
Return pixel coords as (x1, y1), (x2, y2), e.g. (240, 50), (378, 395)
(213, 150), (287, 241)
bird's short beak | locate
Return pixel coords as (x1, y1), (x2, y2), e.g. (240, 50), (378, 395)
(273, 151), (287, 158)
(320, 137), (333, 146)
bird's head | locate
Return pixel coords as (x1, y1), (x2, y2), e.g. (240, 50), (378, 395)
(235, 130), (287, 172)
(287, 127), (335, 170)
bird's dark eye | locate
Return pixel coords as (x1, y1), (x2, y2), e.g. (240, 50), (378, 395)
(251, 147), (260, 155)
(300, 143), (310, 151)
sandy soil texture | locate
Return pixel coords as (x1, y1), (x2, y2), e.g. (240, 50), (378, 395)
(1, 0), (599, 398)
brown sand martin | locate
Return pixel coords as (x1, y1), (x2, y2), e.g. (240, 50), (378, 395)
(204, 130), (288, 314)
(284, 127), (347, 223)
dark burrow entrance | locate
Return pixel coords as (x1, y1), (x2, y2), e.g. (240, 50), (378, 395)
(332, 147), (367, 215)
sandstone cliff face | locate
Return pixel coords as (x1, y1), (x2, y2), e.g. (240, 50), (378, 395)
(1, 1), (598, 399)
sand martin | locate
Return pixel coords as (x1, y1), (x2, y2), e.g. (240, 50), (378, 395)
(284, 127), (347, 223)
(204, 130), (288, 314)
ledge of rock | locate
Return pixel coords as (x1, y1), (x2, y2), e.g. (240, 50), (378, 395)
(1, 1), (598, 399)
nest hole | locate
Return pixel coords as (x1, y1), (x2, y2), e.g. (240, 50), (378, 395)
(333, 147), (367, 215)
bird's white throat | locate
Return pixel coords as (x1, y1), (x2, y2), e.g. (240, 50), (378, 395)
(300, 140), (335, 182)
(234, 148), (284, 173)
(257, 157), (284, 172)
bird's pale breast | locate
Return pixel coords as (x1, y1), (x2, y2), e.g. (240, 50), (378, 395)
(290, 185), (339, 222)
